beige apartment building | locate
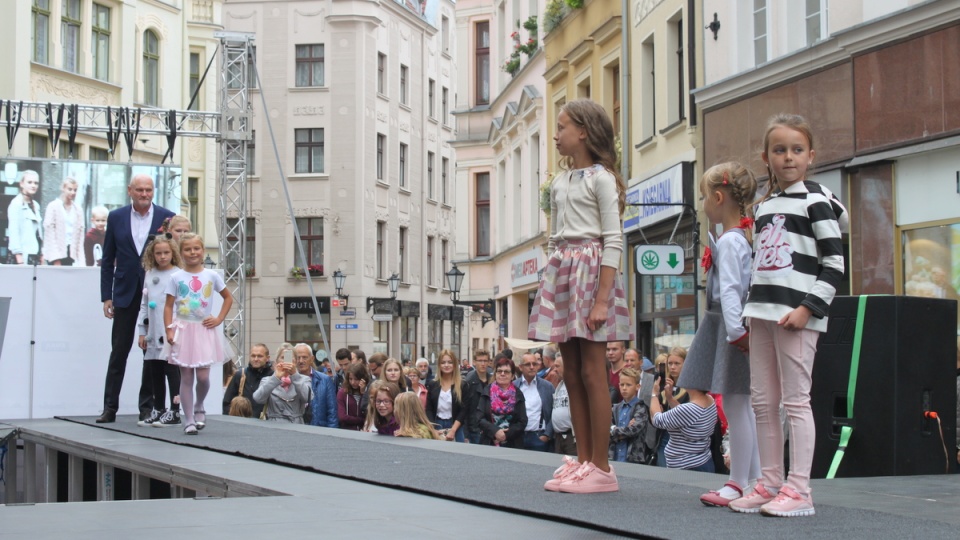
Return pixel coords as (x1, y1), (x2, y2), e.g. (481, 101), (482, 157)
(223, 0), (461, 364)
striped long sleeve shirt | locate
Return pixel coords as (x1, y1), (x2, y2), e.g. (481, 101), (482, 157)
(743, 180), (845, 333)
(652, 402), (717, 470)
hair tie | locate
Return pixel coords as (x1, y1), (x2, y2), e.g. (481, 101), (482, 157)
(721, 171), (730, 186)
(739, 216), (755, 229)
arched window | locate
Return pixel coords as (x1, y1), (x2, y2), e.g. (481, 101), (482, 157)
(143, 30), (159, 106)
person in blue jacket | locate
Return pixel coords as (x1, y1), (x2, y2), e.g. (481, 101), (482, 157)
(295, 343), (338, 428)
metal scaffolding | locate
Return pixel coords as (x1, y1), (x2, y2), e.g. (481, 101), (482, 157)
(0, 32), (254, 364)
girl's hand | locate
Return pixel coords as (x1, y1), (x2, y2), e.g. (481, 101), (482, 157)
(653, 379), (661, 394)
(358, 379), (367, 393)
(587, 302), (608, 332)
(202, 315), (221, 328)
(778, 306), (812, 331)
(138, 336), (147, 350)
(663, 377), (674, 394)
(166, 329), (176, 345)
(495, 429), (507, 443)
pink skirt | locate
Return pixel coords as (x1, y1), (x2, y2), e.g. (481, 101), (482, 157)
(165, 319), (226, 368)
(528, 238), (633, 343)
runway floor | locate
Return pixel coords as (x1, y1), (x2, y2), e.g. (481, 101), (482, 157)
(1, 416), (958, 539)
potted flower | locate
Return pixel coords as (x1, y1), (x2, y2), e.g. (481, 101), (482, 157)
(245, 266), (256, 278)
(307, 264), (324, 276)
(290, 266), (305, 279)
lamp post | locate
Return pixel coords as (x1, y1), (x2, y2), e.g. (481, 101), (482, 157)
(332, 269), (347, 298)
(366, 272), (401, 312)
(204, 255), (216, 269)
(445, 263), (496, 326)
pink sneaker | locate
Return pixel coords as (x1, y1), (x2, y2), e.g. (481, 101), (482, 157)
(728, 483), (777, 514)
(700, 480), (744, 507)
(544, 455), (581, 492)
(557, 462), (619, 494)
(760, 486), (815, 517)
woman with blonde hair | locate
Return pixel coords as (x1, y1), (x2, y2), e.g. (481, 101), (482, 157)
(426, 349), (467, 441)
(394, 392), (440, 439)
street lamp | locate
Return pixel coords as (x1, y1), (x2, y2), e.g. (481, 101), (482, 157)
(204, 255), (216, 269)
(332, 269), (347, 298)
(366, 272), (401, 312)
(445, 263), (496, 326)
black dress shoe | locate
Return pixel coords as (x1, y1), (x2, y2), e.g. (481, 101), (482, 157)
(96, 410), (117, 423)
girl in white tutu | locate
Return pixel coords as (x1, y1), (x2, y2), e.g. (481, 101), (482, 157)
(163, 233), (234, 435)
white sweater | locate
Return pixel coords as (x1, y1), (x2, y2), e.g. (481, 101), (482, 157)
(548, 164), (623, 268)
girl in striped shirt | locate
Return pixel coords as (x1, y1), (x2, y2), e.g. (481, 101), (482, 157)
(729, 114), (844, 518)
(648, 371), (716, 471)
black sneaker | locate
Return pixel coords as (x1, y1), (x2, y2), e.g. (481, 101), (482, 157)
(153, 409), (181, 427)
(138, 409), (163, 427)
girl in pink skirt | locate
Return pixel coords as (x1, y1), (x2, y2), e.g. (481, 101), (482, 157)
(531, 99), (633, 494)
(164, 233), (233, 435)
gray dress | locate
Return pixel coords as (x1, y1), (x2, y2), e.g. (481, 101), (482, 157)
(677, 229), (751, 395)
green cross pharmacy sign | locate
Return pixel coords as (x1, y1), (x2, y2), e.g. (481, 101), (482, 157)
(634, 244), (684, 275)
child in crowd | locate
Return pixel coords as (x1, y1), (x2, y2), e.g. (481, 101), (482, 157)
(394, 392), (441, 439)
(365, 380), (401, 435)
(404, 366), (428, 409)
(677, 162), (761, 507)
(166, 215), (192, 241)
(729, 114), (845, 518)
(337, 362), (370, 430)
(164, 233), (234, 435)
(608, 368), (650, 464)
(649, 371), (717, 472)
(137, 234), (183, 427)
(530, 99), (633, 494)
(84, 206), (108, 267)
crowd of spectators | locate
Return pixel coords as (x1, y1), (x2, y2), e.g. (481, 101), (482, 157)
(218, 341), (730, 471)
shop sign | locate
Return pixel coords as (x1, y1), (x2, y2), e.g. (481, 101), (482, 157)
(624, 163), (684, 233)
(634, 244), (685, 275)
(510, 248), (542, 288)
(284, 296), (330, 314)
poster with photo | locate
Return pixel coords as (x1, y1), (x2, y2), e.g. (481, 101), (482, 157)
(0, 158), (181, 266)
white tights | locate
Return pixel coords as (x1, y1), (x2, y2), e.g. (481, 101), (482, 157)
(178, 367), (211, 427)
(724, 393), (761, 489)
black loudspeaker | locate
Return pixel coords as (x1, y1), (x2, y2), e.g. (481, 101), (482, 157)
(810, 295), (958, 478)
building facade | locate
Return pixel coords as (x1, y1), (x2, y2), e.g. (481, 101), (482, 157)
(224, 0), (462, 364)
(452, 0), (548, 358)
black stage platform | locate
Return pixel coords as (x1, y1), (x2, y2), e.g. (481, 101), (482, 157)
(13, 415), (949, 539)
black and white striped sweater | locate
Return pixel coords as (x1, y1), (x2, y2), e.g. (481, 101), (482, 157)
(743, 181), (845, 333)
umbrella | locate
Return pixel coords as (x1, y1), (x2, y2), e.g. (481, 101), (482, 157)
(654, 333), (695, 349)
(503, 337), (553, 351)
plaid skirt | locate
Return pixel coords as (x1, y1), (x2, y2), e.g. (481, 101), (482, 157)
(528, 238), (633, 343)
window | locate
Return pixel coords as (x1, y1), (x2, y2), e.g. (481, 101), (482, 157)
(806, 0), (823, 45)
(90, 147), (109, 162)
(427, 152), (435, 199)
(92, 3), (110, 80)
(372, 321), (389, 355)
(441, 87), (449, 124)
(295, 128), (324, 173)
(59, 143), (80, 159)
(377, 53), (386, 94)
(475, 22), (490, 105)
(246, 131), (256, 176)
(903, 224), (960, 301)
(32, 0), (50, 64)
(640, 36), (656, 141)
(376, 221), (385, 279)
(62, 0), (81, 73)
(143, 30), (160, 106)
(428, 79), (436, 117)
(675, 18), (685, 122)
(451, 318), (462, 355)
(754, 0), (768, 65)
(248, 46), (258, 89)
(401, 316), (417, 364)
(188, 52), (201, 110)
(476, 172), (490, 256)
(226, 218), (256, 277)
(294, 218), (324, 268)
(612, 65), (621, 134)
(376, 134), (385, 181)
(426, 236), (434, 286)
(400, 64), (408, 104)
(428, 319), (442, 363)
(441, 15), (450, 54)
(665, 16), (684, 126)
(187, 177), (199, 230)
(441, 239), (448, 285)
(399, 143), (407, 188)
(398, 227), (406, 282)
(441, 157), (449, 204)
(295, 44), (324, 87)
(29, 134), (48, 158)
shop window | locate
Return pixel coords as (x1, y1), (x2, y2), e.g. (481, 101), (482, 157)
(903, 223), (960, 301)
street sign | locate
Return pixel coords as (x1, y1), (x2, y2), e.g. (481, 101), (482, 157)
(340, 309), (356, 317)
(372, 314), (394, 322)
(335, 324), (359, 330)
(634, 244), (685, 275)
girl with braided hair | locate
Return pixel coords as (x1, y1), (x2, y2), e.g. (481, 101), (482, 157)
(676, 162), (761, 507)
